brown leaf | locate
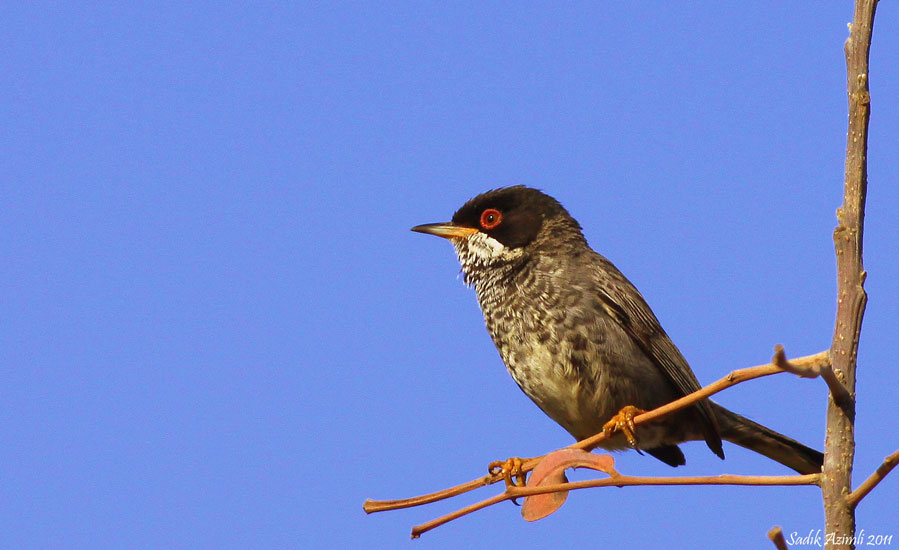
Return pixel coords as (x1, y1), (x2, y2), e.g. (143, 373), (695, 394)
(521, 449), (617, 522)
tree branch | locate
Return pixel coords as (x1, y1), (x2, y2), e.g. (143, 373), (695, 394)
(824, 1), (877, 547)
(573, 350), (830, 453)
(364, 350), (830, 516)
(845, 449), (899, 509)
(768, 526), (790, 550)
(410, 473), (821, 538)
(772, 345), (849, 408)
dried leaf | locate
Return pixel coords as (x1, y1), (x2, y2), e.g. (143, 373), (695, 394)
(521, 449), (617, 521)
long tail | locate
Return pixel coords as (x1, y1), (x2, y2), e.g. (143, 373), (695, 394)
(712, 403), (823, 475)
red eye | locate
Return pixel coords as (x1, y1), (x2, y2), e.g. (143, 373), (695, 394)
(480, 208), (502, 230)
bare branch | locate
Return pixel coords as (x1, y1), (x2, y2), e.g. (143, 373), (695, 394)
(772, 345), (850, 408)
(772, 345), (819, 378)
(825, 1), (877, 546)
(768, 526), (790, 550)
(574, 350), (830, 452)
(363, 476), (493, 514)
(411, 473), (820, 538)
(364, 350), (830, 514)
(846, 449), (899, 509)
(508, 473), (821, 495)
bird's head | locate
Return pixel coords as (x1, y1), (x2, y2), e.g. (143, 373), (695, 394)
(411, 186), (585, 284)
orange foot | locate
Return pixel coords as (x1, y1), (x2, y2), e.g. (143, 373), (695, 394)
(602, 405), (647, 451)
(488, 456), (526, 488)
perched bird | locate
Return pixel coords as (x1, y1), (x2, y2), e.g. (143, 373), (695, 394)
(412, 186), (823, 474)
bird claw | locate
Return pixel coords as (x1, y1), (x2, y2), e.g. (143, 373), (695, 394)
(603, 405), (647, 452)
(489, 456), (527, 489)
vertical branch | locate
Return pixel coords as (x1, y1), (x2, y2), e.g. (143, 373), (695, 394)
(824, 1), (877, 548)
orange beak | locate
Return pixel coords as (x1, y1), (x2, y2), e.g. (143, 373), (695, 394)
(410, 223), (479, 240)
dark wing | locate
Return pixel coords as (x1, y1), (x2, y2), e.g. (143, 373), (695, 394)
(592, 256), (724, 458)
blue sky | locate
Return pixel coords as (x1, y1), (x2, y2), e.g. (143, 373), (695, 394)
(2, 3), (897, 549)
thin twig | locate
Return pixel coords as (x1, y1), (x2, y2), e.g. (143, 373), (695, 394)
(365, 350), (831, 514)
(363, 476), (492, 513)
(508, 473), (821, 495)
(410, 492), (509, 539)
(768, 526), (790, 550)
(773, 345), (851, 409)
(818, 363), (855, 414)
(411, 473), (821, 538)
(772, 345), (820, 378)
(574, 350), (830, 452)
(845, 449), (899, 509)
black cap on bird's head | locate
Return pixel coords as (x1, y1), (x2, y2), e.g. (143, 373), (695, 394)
(410, 186), (583, 250)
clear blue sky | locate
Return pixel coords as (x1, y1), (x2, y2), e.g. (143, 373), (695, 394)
(2, 3), (897, 549)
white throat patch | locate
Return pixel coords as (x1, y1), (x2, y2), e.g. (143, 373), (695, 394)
(452, 232), (524, 285)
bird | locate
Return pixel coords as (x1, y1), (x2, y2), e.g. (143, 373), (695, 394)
(411, 185), (823, 474)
